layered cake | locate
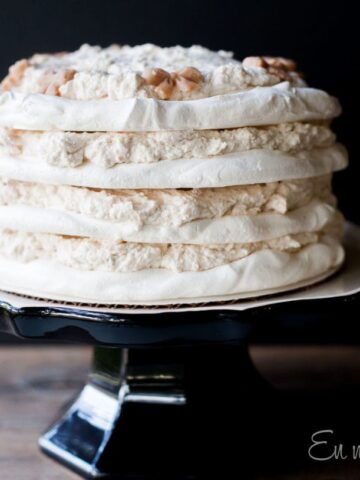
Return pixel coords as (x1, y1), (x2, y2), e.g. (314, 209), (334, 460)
(0, 44), (348, 304)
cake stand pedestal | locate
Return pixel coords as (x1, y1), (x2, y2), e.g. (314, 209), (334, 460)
(1, 291), (360, 479)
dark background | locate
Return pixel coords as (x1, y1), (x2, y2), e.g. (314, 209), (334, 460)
(0, 0), (358, 222)
(0, 4), (360, 478)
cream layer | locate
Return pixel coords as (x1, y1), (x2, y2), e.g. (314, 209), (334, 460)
(0, 176), (334, 226)
(0, 228), (339, 273)
(0, 200), (340, 244)
(0, 123), (335, 168)
(2, 44), (303, 101)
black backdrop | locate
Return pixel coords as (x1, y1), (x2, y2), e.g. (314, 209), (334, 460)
(0, 0), (358, 222)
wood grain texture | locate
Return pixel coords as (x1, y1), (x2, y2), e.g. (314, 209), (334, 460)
(0, 346), (91, 480)
(1, 345), (360, 479)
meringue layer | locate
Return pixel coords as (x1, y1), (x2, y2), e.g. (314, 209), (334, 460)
(0, 145), (347, 189)
(0, 235), (344, 304)
(0, 83), (341, 132)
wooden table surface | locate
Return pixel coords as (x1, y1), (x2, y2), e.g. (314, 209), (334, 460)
(1, 345), (360, 479)
(0, 346), (91, 480)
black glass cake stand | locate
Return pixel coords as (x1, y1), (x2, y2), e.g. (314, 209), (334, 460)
(0, 224), (359, 479)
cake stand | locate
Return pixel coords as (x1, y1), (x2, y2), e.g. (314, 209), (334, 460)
(1, 223), (360, 479)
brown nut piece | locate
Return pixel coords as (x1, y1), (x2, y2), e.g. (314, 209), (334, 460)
(44, 69), (76, 96)
(144, 66), (203, 99)
(177, 66), (203, 83)
(243, 55), (297, 81)
(174, 74), (200, 93)
(0, 59), (29, 91)
(154, 76), (175, 99)
(143, 68), (170, 86)
(35, 69), (76, 96)
(242, 56), (268, 68)
(267, 67), (292, 81)
(263, 56), (297, 72)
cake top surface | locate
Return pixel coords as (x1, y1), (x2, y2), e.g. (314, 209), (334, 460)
(0, 44), (341, 132)
(27, 44), (238, 72)
(0, 43), (304, 101)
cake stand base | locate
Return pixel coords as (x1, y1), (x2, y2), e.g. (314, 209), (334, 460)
(38, 344), (268, 478)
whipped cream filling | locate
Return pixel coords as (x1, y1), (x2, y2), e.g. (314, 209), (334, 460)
(3, 44), (304, 101)
(57, 63), (303, 102)
(0, 83), (341, 132)
(0, 228), (335, 273)
(0, 123), (335, 168)
(0, 176), (334, 227)
(0, 145), (347, 189)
